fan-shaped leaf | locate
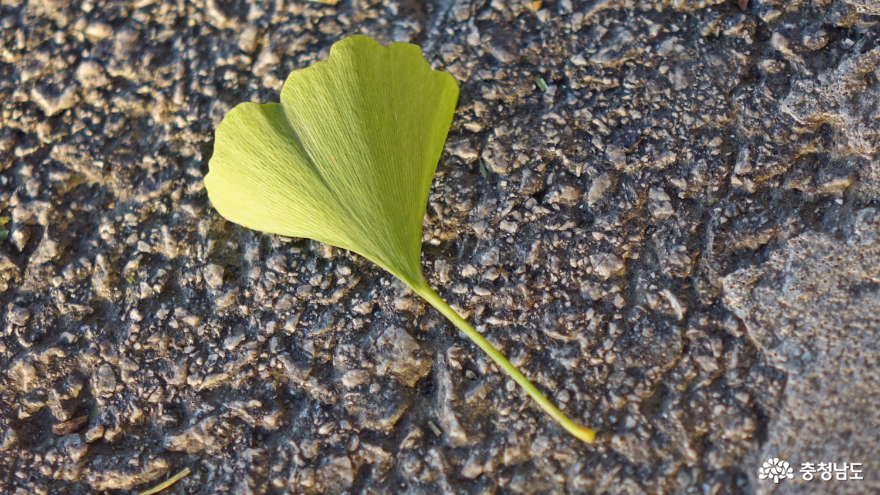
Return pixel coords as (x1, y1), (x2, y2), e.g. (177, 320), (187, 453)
(205, 35), (595, 444)
(206, 35), (457, 285)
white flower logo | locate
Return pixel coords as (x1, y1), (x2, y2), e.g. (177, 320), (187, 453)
(759, 458), (794, 483)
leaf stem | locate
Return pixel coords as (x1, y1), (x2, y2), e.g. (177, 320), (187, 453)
(412, 281), (596, 444)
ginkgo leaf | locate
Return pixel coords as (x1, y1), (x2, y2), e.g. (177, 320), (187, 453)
(205, 35), (595, 444)
(207, 36), (455, 286)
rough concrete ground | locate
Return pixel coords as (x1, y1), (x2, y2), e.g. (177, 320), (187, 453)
(0, 0), (879, 494)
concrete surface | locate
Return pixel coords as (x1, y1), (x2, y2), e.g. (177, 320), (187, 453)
(0, 0), (878, 493)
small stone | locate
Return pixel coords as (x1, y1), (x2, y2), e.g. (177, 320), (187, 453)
(760, 9), (782, 23)
(489, 43), (517, 64)
(311, 241), (335, 259)
(0, 255), (20, 292)
(587, 173), (615, 206)
(661, 289), (686, 320)
(32, 237), (59, 264)
(75, 60), (108, 88)
(203, 263), (224, 289)
(238, 25), (260, 54)
(648, 187), (675, 218)
(352, 301), (374, 315)
(318, 456), (355, 491)
(590, 253), (625, 280)
(591, 30), (638, 67)
(802, 29), (828, 51)
(224, 332), (246, 350)
(85, 456), (169, 491)
(0, 427), (16, 451)
(546, 185), (581, 206)
(215, 289), (238, 309)
(605, 146), (626, 168)
(164, 417), (221, 454)
(372, 327), (432, 387)
(84, 22), (113, 40)
(30, 85), (78, 117)
(60, 434), (88, 461)
(479, 247), (499, 266)
(499, 220), (518, 233)
(473, 286), (491, 296)
(8, 305), (30, 326)
(85, 425), (105, 443)
(253, 49), (280, 78)
(18, 59), (47, 83)
(93, 364), (117, 397)
(450, 140), (478, 161)
(464, 121), (484, 132)
(92, 254), (114, 299)
(770, 32), (797, 60)
(341, 370), (369, 388)
(174, 308), (201, 327)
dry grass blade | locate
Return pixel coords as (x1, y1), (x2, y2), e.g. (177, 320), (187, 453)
(137, 467), (190, 495)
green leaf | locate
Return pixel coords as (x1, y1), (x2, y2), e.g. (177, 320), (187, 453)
(205, 35), (595, 444)
(206, 35), (457, 287)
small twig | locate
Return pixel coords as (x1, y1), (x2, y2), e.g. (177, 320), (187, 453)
(52, 416), (88, 436)
(137, 467), (191, 495)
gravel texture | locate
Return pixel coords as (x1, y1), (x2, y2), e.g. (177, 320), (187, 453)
(0, 0), (879, 494)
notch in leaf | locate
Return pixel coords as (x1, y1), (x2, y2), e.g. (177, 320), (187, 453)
(205, 35), (595, 444)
